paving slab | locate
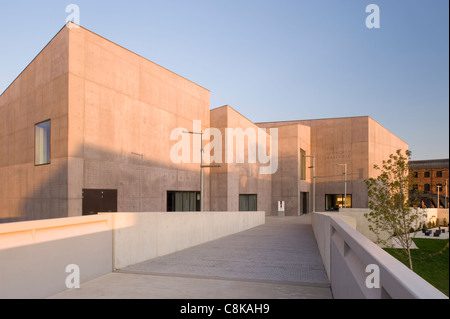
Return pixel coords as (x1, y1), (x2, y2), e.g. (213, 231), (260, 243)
(50, 215), (332, 299)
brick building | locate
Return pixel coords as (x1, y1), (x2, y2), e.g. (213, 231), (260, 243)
(409, 159), (449, 208)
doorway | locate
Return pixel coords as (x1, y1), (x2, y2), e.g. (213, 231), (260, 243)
(300, 192), (309, 214)
(82, 189), (118, 215)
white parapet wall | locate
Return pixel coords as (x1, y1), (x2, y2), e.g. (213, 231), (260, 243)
(0, 215), (113, 299)
(0, 211), (265, 298)
(311, 212), (448, 299)
(109, 211), (266, 269)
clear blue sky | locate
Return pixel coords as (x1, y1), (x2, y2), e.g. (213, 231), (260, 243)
(1, 0), (448, 160)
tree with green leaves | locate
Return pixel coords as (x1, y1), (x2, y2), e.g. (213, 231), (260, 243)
(364, 149), (425, 270)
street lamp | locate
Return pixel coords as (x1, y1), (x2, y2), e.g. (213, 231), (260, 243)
(437, 184), (441, 209)
(445, 179), (448, 209)
(303, 154), (315, 213)
(337, 163), (347, 208)
(184, 130), (220, 212)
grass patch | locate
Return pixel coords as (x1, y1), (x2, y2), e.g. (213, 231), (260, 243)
(384, 238), (449, 297)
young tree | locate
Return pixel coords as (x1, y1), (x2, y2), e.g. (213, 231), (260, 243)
(364, 149), (425, 270)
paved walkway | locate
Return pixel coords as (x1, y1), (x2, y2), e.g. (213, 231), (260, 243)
(50, 215), (332, 299)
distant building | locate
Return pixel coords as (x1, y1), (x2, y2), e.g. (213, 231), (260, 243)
(409, 159), (449, 208)
(0, 23), (408, 222)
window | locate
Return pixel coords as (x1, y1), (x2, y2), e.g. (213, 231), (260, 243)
(167, 191), (200, 212)
(424, 171), (430, 178)
(436, 184), (443, 192)
(35, 120), (51, 165)
(325, 194), (352, 211)
(424, 184), (431, 192)
(413, 172), (418, 178)
(300, 149), (306, 180)
(239, 194), (257, 211)
(436, 171), (443, 178)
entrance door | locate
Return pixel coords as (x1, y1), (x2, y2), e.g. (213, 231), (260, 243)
(82, 189), (118, 215)
(300, 192), (309, 214)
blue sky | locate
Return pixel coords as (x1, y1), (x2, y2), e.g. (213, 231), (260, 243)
(0, 0), (448, 160)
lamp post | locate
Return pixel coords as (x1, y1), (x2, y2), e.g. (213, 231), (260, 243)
(303, 154), (315, 213)
(337, 163), (347, 208)
(445, 179), (448, 209)
(437, 184), (441, 209)
(184, 130), (220, 212)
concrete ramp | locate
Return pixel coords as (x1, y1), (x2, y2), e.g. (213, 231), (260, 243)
(51, 215), (332, 299)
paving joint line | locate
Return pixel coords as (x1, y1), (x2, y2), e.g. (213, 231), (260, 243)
(114, 269), (331, 289)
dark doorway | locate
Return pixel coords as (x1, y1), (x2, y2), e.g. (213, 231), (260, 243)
(300, 192), (309, 214)
(82, 189), (118, 215)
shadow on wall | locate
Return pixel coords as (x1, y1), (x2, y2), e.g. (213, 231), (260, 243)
(0, 143), (218, 223)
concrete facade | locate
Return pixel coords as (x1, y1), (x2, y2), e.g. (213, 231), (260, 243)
(0, 23), (408, 222)
(257, 117), (408, 213)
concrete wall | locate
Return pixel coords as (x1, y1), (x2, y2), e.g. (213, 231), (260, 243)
(271, 124), (311, 216)
(423, 208), (449, 225)
(110, 211), (265, 269)
(258, 117), (409, 212)
(0, 210), (265, 298)
(210, 106), (272, 215)
(67, 24), (211, 215)
(0, 215), (112, 298)
(312, 212), (448, 299)
(0, 26), (70, 222)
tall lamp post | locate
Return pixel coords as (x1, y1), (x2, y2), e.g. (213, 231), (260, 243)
(445, 179), (448, 209)
(184, 130), (220, 212)
(337, 163), (347, 208)
(303, 154), (315, 213)
(437, 184), (441, 209)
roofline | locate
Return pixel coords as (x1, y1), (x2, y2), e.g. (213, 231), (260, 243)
(211, 105), (258, 125)
(1, 22), (210, 98)
(255, 115), (370, 125)
(69, 22), (210, 92)
(0, 24), (68, 97)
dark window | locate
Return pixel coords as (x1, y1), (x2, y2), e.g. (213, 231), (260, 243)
(300, 149), (306, 180)
(424, 171), (430, 178)
(436, 184), (443, 192)
(35, 120), (51, 165)
(424, 184), (431, 192)
(167, 191), (200, 212)
(82, 189), (117, 215)
(239, 194), (257, 211)
(436, 171), (443, 178)
(412, 184), (419, 191)
(325, 194), (352, 211)
(413, 172), (418, 178)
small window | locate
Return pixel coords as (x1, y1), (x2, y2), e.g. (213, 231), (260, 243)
(35, 120), (51, 165)
(424, 184), (431, 192)
(300, 149), (306, 180)
(413, 172), (418, 178)
(436, 184), (443, 192)
(436, 171), (443, 178)
(239, 194), (257, 211)
(424, 171), (430, 178)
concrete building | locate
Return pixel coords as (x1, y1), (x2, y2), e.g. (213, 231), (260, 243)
(0, 23), (408, 222)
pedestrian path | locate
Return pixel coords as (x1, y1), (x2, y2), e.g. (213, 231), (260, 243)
(50, 215), (332, 299)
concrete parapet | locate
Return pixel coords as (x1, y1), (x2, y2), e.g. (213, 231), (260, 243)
(312, 212), (448, 299)
(108, 211), (265, 269)
(0, 211), (264, 298)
